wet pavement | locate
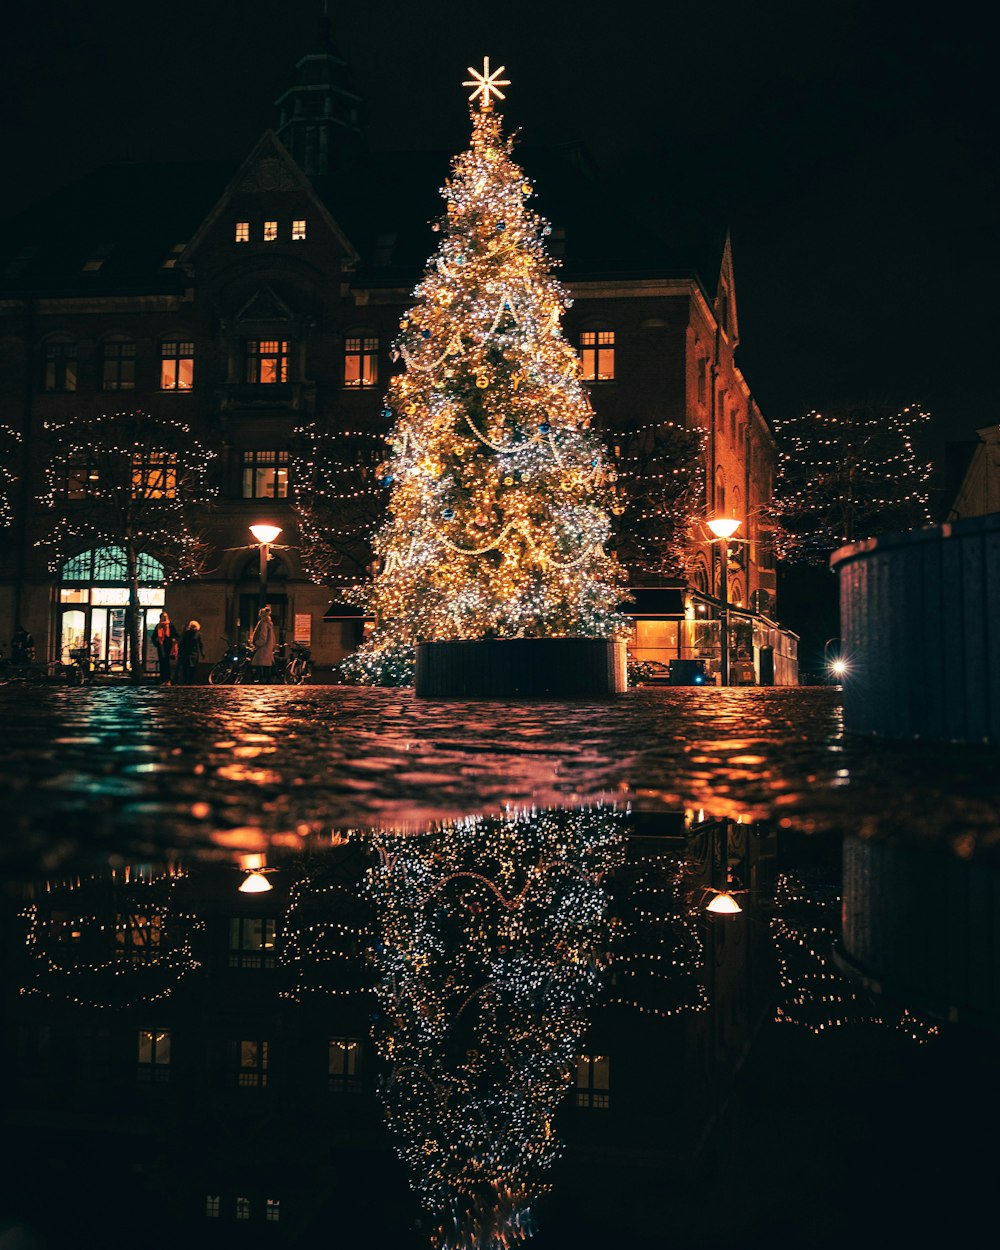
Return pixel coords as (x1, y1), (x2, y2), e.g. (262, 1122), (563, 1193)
(2, 685), (999, 878)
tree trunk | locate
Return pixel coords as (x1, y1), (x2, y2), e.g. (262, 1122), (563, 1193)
(126, 540), (143, 685)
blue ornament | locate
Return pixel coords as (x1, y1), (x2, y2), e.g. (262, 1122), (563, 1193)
(380, 407), (392, 419)
(381, 475), (394, 487)
(443, 507), (454, 520)
(456, 255), (466, 265)
(539, 421), (551, 434)
(421, 329), (431, 339)
(496, 220), (506, 232)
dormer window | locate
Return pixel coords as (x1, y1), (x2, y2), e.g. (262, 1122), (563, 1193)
(292, 219), (307, 241)
(235, 222), (250, 243)
(580, 329), (615, 382)
(263, 221), (278, 242)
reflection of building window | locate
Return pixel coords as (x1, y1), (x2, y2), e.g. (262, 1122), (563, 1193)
(101, 340), (136, 391)
(244, 340), (289, 385)
(580, 330), (615, 381)
(137, 1029), (171, 1082)
(206, 1196), (220, 1218)
(160, 341), (194, 390)
(575, 1054), (610, 1108)
(263, 220), (278, 242)
(265, 1200), (280, 1223)
(44, 342), (78, 392)
(292, 219), (306, 241)
(343, 336), (378, 388)
(241, 450), (289, 500)
(233, 1039), (268, 1087)
(228, 916), (277, 968)
(235, 222), (249, 243)
(236, 1198), (251, 1221)
(328, 1039), (362, 1092)
(117, 913), (163, 962)
(132, 452), (178, 499)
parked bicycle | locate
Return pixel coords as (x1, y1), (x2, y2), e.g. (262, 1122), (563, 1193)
(207, 641), (253, 685)
(208, 640), (311, 685)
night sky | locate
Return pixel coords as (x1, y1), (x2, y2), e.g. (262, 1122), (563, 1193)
(4, 0), (996, 470)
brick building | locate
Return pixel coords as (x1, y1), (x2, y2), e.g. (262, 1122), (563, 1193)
(0, 36), (794, 682)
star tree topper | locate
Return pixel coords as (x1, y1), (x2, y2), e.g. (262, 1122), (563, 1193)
(463, 56), (510, 110)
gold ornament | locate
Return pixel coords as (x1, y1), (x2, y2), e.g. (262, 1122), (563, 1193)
(405, 404), (417, 415)
(476, 375), (489, 389)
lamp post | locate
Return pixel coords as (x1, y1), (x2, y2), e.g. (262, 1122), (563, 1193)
(707, 517), (741, 686)
(249, 524), (282, 618)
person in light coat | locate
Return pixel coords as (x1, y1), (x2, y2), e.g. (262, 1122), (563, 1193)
(250, 606), (276, 683)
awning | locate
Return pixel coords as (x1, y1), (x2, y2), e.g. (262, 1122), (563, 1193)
(323, 600), (365, 620)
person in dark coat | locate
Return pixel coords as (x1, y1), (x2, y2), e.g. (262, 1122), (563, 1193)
(10, 624), (34, 666)
(151, 611), (180, 684)
(176, 620), (205, 685)
(250, 606), (276, 683)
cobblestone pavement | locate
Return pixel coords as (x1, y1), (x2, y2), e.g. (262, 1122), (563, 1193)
(1, 684), (998, 877)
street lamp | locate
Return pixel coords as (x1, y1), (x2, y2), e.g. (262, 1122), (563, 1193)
(707, 516), (742, 686)
(249, 524), (282, 617)
(237, 852), (274, 894)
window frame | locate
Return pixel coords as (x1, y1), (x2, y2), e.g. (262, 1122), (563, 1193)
(235, 221), (250, 243)
(228, 915), (278, 968)
(241, 450), (290, 501)
(159, 340), (194, 391)
(579, 328), (616, 383)
(100, 339), (137, 392)
(43, 341), (78, 393)
(342, 334), (379, 389)
(328, 1038), (362, 1093)
(131, 451), (178, 500)
(575, 1053), (610, 1108)
(244, 339), (289, 385)
(137, 1028), (171, 1082)
(291, 219), (306, 241)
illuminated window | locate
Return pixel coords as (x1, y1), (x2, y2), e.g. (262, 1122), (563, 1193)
(162, 243), (186, 269)
(263, 220), (278, 242)
(205, 1196), (220, 1218)
(236, 1198), (251, 1221)
(235, 221), (250, 243)
(137, 1029), (171, 1082)
(580, 330), (615, 382)
(160, 341), (194, 390)
(43, 342), (78, 393)
(233, 1039), (269, 1087)
(343, 335), (378, 387)
(328, 1038), (362, 1093)
(575, 1054), (610, 1108)
(244, 340), (289, 385)
(117, 913), (164, 963)
(229, 916), (277, 968)
(101, 340), (136, 391)
(241, 450), (289, 500)
(291, 219), (306, 241)
(265, 1200), (280, 1223)
(131, 452), (178, 500)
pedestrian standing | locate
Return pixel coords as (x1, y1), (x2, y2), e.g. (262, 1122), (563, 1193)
(10, 624), (35, 666)
(176, 620), (205, 685)
(250, 606), (276, 683)
(151, 611), (179, 684)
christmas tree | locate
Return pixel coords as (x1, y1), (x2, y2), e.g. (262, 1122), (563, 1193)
(343, 60), (628, 686)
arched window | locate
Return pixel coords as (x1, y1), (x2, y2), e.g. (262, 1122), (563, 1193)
(58, 547), (165, 669)
(101, 336), (136, 391)
(714, 468), (726, 515)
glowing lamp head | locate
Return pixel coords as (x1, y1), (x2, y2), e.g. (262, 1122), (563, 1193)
(707, 517), (741, 540)
(830, 658), (848, 677)
(250, 524), (282, 545)
(238, 871), (273, 894)
(706, 891), (743, 915)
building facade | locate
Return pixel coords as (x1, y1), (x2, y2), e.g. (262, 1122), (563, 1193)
(0, 39), (792, 682)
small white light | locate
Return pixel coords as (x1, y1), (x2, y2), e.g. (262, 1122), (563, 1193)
(706, 891), (742, 915)
(239, 872), (273, 894)
(250, 524), (282, 545)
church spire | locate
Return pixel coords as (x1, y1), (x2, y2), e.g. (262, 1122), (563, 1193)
(274, 9), (366, 175)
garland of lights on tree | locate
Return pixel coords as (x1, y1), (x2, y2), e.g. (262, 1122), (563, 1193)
(769, 402), (933, 563)
(342, 60), (629, 687)
(0, 423), (20, 529)
(365, 803), (625, 1250)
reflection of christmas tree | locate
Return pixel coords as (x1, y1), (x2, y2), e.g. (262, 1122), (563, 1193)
(366, 805), (625, 1249)
(344, 64), (627, 685)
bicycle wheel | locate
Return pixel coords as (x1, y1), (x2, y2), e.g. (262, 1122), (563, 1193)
(208, 661), (236, 685)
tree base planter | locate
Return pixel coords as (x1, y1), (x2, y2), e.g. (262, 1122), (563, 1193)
(415, 638), (627, 698)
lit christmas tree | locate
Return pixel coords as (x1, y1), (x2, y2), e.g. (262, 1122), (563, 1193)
(366, 805), (625, 1249)
(342, 60), (628, 686)
(769, 401), (933, 564)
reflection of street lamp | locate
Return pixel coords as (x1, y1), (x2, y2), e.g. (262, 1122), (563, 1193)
(707, 517), (742, 686)
(249, 524), (282, 617)
(238, 852), (274, 894)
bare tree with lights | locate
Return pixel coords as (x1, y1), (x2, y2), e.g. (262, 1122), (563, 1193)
(342, 59), (628, 686)
(37, 410), (214, 682)
(768, 401), (933, 563)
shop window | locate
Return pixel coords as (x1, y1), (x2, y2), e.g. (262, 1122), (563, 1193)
(132, 451), (178, 499)
(343, 336), (378, 388)
(160, 341), (194, 390)
(235, 221), (250, 243)
(244, 339), (289, 385)
(263, 221), (278, 242)
(43, 342), (78, 393)
(233, 1039), (268, 1088)
(292, 219), (306, 241)
(242, 450), (289, 499)
(575, 1054), (610, 1108)
(580, 329), (615, 382)
(229, 917), (277, 969)
(137, 1029), (171, 1082)
(101, 339), (136, 391)
(328, 1039), (362, 1092)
